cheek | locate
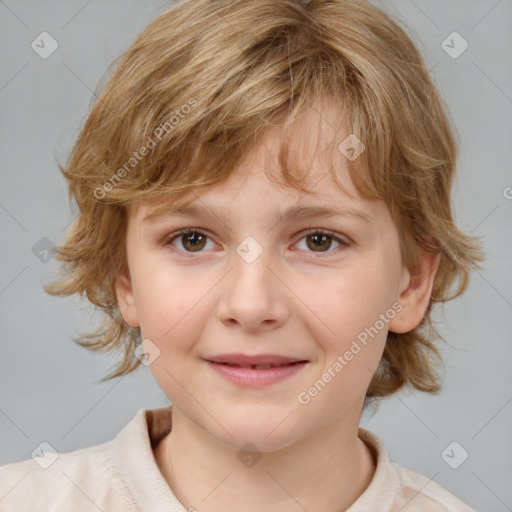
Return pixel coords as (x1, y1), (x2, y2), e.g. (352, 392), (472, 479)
(131, 256), (216, 341)
(134, 269), (211, 399)
(300, 265), (392, 346)
(297, 271), (390, 409)
(296, 264), (393, 405)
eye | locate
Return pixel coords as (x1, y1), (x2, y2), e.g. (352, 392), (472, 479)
(293, 229), (349, 257)
(164, 228), (349, 257)
(164, 228), (216, 253)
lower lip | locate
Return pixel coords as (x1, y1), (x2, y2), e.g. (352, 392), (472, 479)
(206, 361), (308, 387)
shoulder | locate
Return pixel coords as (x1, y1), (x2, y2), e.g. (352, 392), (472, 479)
(390, 462), (476, 511)
(354, 429), (476, 512)
(0, 439), (135, 511)
(0, 407), (174, 511)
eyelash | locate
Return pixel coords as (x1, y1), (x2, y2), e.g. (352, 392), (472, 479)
(163, 228), (349, 258)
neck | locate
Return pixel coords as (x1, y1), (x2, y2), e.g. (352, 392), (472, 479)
(154, 402), (375, 512)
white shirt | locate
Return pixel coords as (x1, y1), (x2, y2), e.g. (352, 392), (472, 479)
(0, 406), (476, 511)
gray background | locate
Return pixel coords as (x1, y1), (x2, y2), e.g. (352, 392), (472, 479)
(1, 0), (511, 510)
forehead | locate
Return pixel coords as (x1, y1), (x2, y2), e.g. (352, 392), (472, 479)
(130, 98), (372, 222)
(131, 165), (377, 234)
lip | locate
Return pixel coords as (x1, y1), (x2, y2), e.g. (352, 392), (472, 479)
(205, 353), (307, 367)
(204, 354), (309, 388)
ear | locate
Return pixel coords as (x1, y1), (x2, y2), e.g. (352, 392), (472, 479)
(388, 249), (440, 334)
(115, 269), (141, 328)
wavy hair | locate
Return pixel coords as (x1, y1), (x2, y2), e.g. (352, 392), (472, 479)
(45, 0), (484, 399)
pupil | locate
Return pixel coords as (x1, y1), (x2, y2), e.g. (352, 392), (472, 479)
(181, 232), (332, 252)
(309, 233), (330, 251)
(185, 233), (205, 251)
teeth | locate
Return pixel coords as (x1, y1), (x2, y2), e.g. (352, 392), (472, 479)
(217, 362), (302, 369)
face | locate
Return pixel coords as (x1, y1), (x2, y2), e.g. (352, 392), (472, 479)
(116, 109), (421, 453)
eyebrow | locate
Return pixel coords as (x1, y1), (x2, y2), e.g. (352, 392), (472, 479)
(143, 203), (372, 225)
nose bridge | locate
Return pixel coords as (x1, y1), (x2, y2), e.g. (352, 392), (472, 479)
(216, 235), (289, 330)
(230, 234), (275, 299)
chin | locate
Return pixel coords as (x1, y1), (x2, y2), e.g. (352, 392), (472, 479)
(221, 428), (301, 454)
(207, 413), (305, 453)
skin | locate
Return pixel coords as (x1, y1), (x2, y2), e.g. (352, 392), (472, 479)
(116, 103), (439, 511)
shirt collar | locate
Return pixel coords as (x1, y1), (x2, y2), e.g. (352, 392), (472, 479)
(114, 406), (398, 511)
(114, 405), (186, 511)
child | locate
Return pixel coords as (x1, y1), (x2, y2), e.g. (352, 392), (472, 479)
(0, 0), (483, 509)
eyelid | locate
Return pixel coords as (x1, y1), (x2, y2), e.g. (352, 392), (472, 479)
(163, 226), (350, 258)
(301, 228), (350, 245)
(163, 227), (220, 251)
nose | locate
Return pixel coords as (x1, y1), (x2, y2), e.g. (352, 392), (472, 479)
(216, 243), (290, 333)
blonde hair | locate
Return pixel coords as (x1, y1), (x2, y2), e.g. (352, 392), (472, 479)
(45, 0), (484, 399)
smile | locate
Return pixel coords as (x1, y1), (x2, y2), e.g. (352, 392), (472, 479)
(205, 359), (309, 387)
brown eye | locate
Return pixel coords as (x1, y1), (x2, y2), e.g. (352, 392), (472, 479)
(181, 231), (207, 252)
(166, 229), (213, 253)
(164, 228), (348, 258)
(294, 229), (348, 257)
(305, 232), (333, 252)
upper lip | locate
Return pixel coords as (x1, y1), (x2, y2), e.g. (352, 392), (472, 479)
(205, 354), (308, 367)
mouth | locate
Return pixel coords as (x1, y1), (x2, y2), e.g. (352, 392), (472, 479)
(203, 354), (309, 387)
(209, 361), (307, 370)
(204, 353), (309, 368)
